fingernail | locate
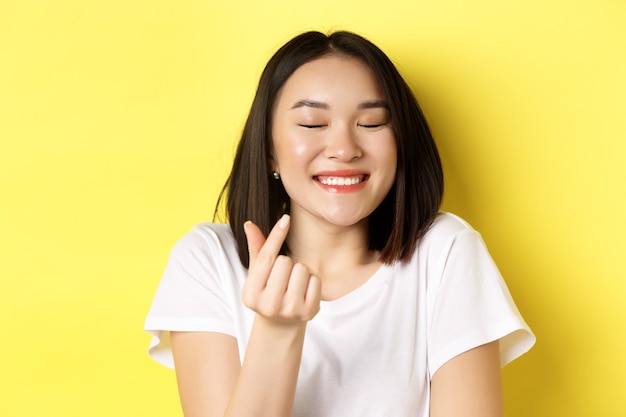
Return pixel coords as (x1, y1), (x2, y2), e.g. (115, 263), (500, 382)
(278, 214), (290, 230)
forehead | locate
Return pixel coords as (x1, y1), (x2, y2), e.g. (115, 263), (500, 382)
(275, 55), (385, 106)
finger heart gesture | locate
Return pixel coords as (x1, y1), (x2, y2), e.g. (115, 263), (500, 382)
(243, 215), (321, 325)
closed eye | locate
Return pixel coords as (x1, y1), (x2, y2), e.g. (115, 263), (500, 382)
(298, 124), (326, 129)
(358, 122), (387, 128)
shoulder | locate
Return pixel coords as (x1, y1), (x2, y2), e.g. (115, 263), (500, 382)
(419, 212), (480, 249)
(188, 222), (236, 247)
(408, 212), (491, 273)
(176, 222), (234, 247)
(169, 222), (240, 267)
(430, 212), (475, 233)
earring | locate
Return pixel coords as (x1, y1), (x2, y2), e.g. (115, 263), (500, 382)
(272, 171), (281, 180)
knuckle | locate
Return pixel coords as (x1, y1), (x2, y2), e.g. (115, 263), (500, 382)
(310, 303), (321, 318)
(292, 262), (307, 274)
(282, 301), (299, 318)
(254, 251), (275, 268)
(241, 289), (256, 308)
(260, 296), (282, 317)
(302, 306), (320, 321)
(275, 255), (293, 268)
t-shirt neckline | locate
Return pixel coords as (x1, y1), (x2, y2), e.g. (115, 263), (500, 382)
(318, 262), (394, 315)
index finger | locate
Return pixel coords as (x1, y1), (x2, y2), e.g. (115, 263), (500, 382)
(246, 214), (290, 269)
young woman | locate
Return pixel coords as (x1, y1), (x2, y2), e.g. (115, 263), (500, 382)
(145, 31), (535, 417)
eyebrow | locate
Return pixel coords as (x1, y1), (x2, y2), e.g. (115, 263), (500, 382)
(290, 99), (389, 110)
(358, 100), (389, 110)
(291, 99), (329, 110)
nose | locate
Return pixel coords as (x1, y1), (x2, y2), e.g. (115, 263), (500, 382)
(323, 126), (362, 161)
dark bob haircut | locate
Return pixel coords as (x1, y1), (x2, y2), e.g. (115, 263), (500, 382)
(216, 30), (443, 268)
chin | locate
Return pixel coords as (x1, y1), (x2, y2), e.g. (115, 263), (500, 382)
(323, 212), (369, 228)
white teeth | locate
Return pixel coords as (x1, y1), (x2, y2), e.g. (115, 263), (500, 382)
(319, 176), (362, 186)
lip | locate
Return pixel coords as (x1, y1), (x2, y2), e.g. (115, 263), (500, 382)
(313, 170), (369, 193)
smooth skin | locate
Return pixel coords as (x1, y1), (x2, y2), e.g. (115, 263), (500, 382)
(270, 55), (397, 233)
(170, 55), (504, 417)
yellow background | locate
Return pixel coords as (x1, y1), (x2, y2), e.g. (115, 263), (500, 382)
(1, 0), (625, 415)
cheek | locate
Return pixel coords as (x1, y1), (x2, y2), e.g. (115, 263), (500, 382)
(376, 137), (398, 166)
(380, 140), (398, 184)
(292, 142), (310, 158)
(274, 133), (316, 163)
(391, 147), (398, 169)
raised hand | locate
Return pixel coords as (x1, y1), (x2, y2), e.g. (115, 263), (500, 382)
(243, 215), (321, 326)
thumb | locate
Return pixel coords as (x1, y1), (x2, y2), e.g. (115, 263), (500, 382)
(243, 221), (266, 266)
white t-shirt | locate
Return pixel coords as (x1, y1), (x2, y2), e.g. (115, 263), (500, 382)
(145, 212), (535, 416)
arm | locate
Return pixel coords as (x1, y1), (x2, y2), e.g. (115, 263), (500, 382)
(171, 331), (240, 417)
(171, 215), (321, 417)
(430, 340), (503, 417)
(171, 322), (307, 417)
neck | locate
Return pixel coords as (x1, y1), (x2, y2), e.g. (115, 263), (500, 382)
(286, 214), (378, 279)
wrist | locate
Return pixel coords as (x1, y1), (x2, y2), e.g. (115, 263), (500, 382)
(253, 314), (308, 337)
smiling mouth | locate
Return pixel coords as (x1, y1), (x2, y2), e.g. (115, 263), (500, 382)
(314, 175), (368, 186)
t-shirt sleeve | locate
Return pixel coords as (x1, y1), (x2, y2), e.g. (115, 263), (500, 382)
(427, 228), (535, 378)
(144, 227), (238, 369)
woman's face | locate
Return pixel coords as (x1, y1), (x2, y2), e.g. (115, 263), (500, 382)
(270, 55), (397, 228)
